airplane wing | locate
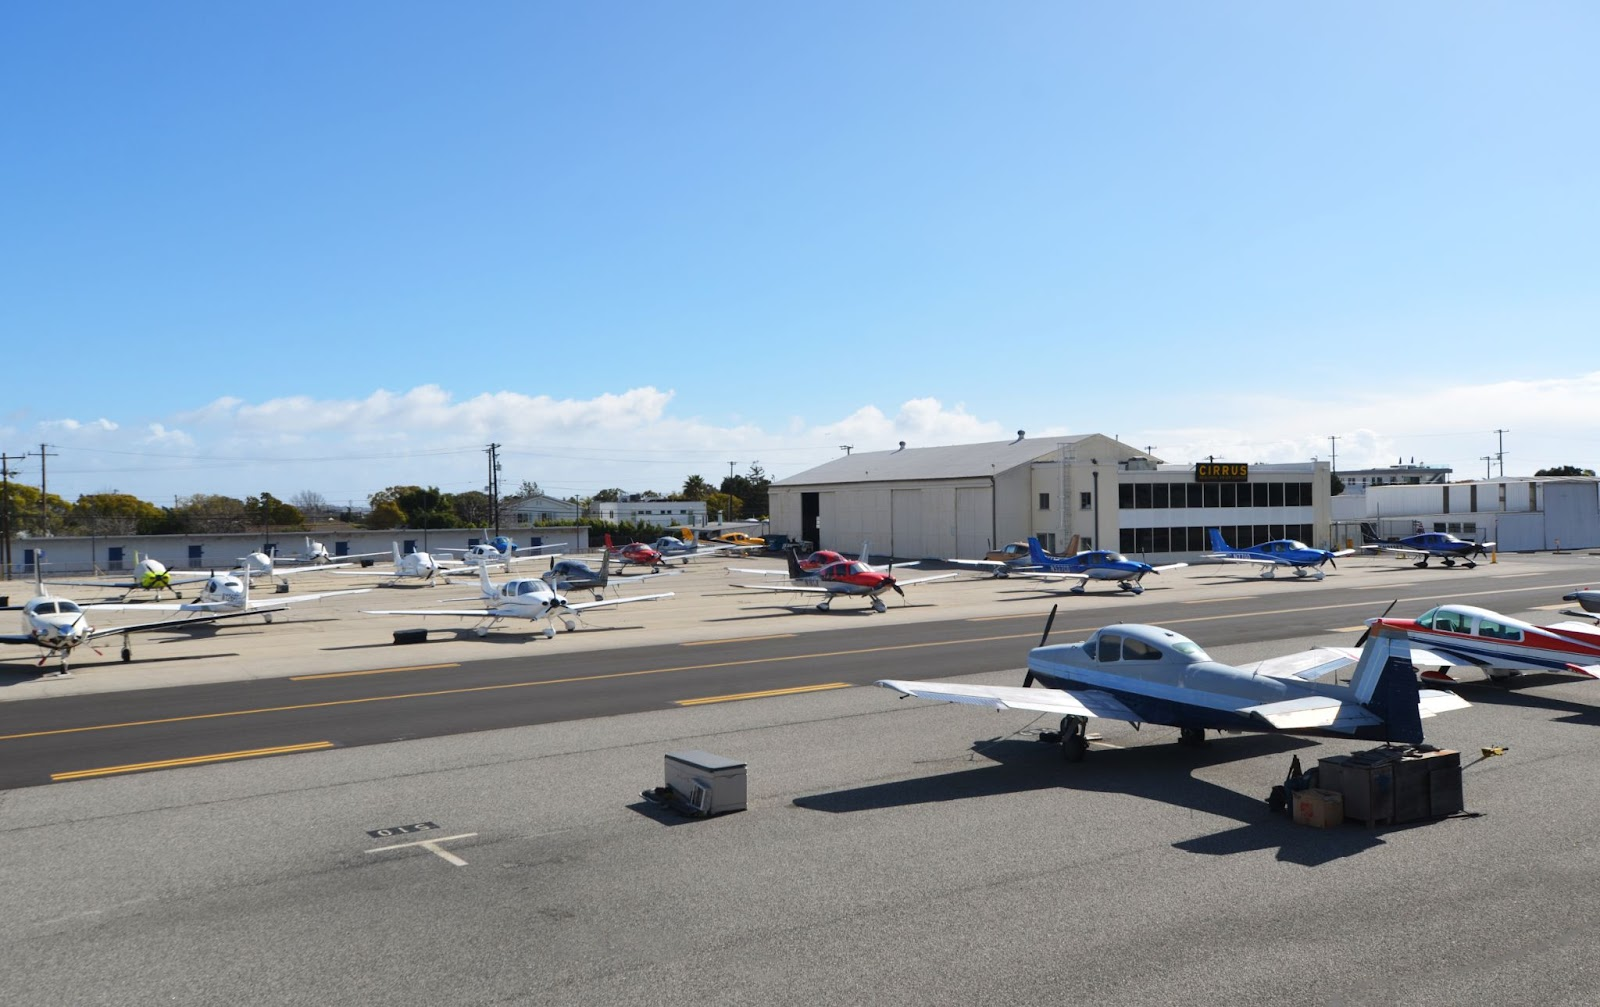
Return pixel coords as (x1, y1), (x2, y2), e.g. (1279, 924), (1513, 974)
(82, 609), (273, 639)
(884, 572), (957, 587)
(561, 592), (674, 613)
(261, 562), (355, 577)
(1236, 647), (1360, 681)
(46, 573), (212, 591)
(1360, 544), (1429, 558)
(726, 566), (789, 576)
(1204, 553), (1291, 567)
(1010, 570), (1092, 584)
(732, 581), (832, 594)
(1152, 562), (1190, 572)
(363, 607), (501, 618)
(876, 680), (1141, 721)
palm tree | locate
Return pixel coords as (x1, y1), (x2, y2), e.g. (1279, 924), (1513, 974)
(681, 475), (713, 500)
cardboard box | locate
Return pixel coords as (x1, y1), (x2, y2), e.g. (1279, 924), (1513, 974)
(1292, 788), (1344, 828)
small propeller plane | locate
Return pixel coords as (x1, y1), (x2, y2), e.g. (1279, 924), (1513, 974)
(332, 543), (457, 586)
(543, 550), (677, 602)
(1364, 603), (1600, 683)
(364, 562), (673, 639)
(878, 610), (1469, 761)
(280, 536), (391, 567)
(602, 534), (672, 572)
(236, 549), (353, 588)
(49, 552), (210, 601)
(1362, 532), (1494, 568)
(1006, 537), (1186, 595)
(86, 572), (371, 624)
(2, 585), (258, 676)
(1561, 590), (1600, 621)
(1204, 529), (1354, 580)
(437, 530), (563, 571)
(727, 543), (916, 577)
(731, 548), (956, 613)
(948, 538), (1069, 578)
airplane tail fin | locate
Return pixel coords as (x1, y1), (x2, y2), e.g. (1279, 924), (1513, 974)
(1208, 528), (1229, 552)
(787, 547), (805, 579)
(1027, 537), (1050, 564)
(392, 542), (403, 565)
(1349, 622), (1424, 745)
(478, 561), (494, 599)
(1063, 534), (1080, 556)
(598, 548), (611, 583)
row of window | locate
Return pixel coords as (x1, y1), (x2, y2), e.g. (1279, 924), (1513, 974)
(1117, 482), (1315, 509)
(1119, 525), (1317, 554)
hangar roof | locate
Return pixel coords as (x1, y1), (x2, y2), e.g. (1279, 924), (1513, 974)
(774, 436), (1093, 486)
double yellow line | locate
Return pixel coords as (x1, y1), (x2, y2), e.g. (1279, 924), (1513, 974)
(51, 741), (334, 782)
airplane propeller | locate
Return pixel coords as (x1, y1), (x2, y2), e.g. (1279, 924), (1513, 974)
(1353, 599), (1399, 647)
(1024, 604), (1059, 688)
(1473, 541), (1489, 559)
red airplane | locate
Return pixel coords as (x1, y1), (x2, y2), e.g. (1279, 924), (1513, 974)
(731, 548), (956, 613)
(727, 543), (921, 577)
(1364, 603), (1600, 683)
(603, 534), (668, 572)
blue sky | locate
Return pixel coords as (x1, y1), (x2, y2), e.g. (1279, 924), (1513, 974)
(4, 2), (1597, 506)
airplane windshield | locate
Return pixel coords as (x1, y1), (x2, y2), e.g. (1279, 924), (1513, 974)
(56, 600), (82, 614)
(1169, 641), (1209, 660)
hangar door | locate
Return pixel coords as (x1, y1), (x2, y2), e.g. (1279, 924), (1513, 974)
(954, 486), (991, 559)
(891, 489), (927, 559)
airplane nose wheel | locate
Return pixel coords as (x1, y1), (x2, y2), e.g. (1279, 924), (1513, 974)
(1179, 727), (1208, 747)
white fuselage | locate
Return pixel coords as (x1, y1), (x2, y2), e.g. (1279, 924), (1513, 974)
(19, 597), (90, 652)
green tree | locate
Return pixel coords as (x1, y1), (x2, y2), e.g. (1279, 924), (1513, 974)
(394, 486), (456, 528)
(1535, 465), (1596, 477)
(592, 488), (624, 503)
(453, 490), (492, 527)
(173, 494), (249, 533)
(705, 492), (742, 522)
(70, 492), (165, 535)
(1, 484), (72, 536)
(680, 475), (713, 501)
(366, 499), (406, 529)
(719, 463), (771, 519)
(244, 492), (305, 530)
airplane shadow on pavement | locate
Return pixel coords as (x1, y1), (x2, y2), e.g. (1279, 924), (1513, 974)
(793, 733), (1413, 865)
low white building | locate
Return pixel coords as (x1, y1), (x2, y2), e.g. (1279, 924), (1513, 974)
(586, 497), (708, 527)
(1363, 477), (1600, 552)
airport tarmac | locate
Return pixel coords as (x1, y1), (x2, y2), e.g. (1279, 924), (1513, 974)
(5, 551), (1600, 1005)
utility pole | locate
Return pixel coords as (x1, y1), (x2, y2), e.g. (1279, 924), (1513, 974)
(1481, 456), (1493, 480)
(1493, 428), (1509, 478)
(1328, 435), (1340, 479)
(485, 442), (502, 535)
(33, 443), (57, 537)
(728, 461), (738, 522)
(0, 450), (20, 579)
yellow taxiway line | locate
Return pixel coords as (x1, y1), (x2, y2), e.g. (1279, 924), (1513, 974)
(51, 741), (335, 781)
(679, 634), (798, 647)
(676, 682), (853, 706)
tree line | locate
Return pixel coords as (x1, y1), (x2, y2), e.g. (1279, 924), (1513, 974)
(0, 464), (774, 538)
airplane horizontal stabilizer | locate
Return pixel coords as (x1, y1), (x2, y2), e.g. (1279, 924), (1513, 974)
(1237, 647), (1358, 681)
(1418, 689), (1472, 715)
(1240, 696), (1382, 733)
(875, 680), (1138, 722)
(1565, 664), (1600, 679)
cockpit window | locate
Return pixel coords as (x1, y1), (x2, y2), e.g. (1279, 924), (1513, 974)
(1477, 618), (1522, 642)
(1097, 633), (1121, 662)
(1169, 641), (1210, 660)
(1417, 607), (1439, 629)
(1122, 638), (1161, 661)
(57, 600), (81, 614)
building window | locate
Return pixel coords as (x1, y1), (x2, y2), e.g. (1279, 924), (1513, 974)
(1080, 491), (1092, 510)
(1039, 492), (1050, 511)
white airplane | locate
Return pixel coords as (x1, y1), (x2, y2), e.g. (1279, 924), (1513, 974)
(86, 572), (371, 624)
(364, 562), (673, 638)
(334, 543), (458, 586)
(278, 536), (390, 566)
(878, 611), (1468, 760)
(236, 549), (353, 588)
(49, 552), (211, 601)
(436, 530), (564, 571)
(1, 585), (258, 676)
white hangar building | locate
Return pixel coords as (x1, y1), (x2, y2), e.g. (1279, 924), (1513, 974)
(768, 435), (1334, 562)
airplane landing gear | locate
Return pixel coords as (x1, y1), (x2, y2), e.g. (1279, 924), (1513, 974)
(1120, 581), (1144, 594)
(1179, 727), (1208, 747)
(1069, 584), (1087, 595)
(562, 618), (577, 632)
(1294, 567), (1310, 578)
(1463, 559), (1477, 569)
(1259, 569), (1276, 579)
(1442, 557), (1457, 568)
(542, 625), (556, 639)
(474, 626), (491, 638)
(871, 597), (887, 613)
(120, 647), (132, 663)
(1056, 715), (1089, 762)
(816, 598), (833, 612)
(1414, 559), (1430, 568)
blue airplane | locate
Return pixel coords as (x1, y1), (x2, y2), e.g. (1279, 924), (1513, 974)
(1362, 531), (1494, 568)
(1204, 529), (1354, 581)
(1008, 537), (1187, 595)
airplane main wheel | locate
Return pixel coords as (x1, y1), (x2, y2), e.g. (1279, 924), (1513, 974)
(543, 626), (556, 640)
(1443, 558), (1456, 568)
(1063, 735), (1088, 762)
(871, 598), (887, 613)
(1179, 727), (1207, 747)
(120, 647), (132, 663)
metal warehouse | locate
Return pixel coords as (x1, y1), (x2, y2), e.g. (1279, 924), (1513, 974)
(768, 434), (1333, 562)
